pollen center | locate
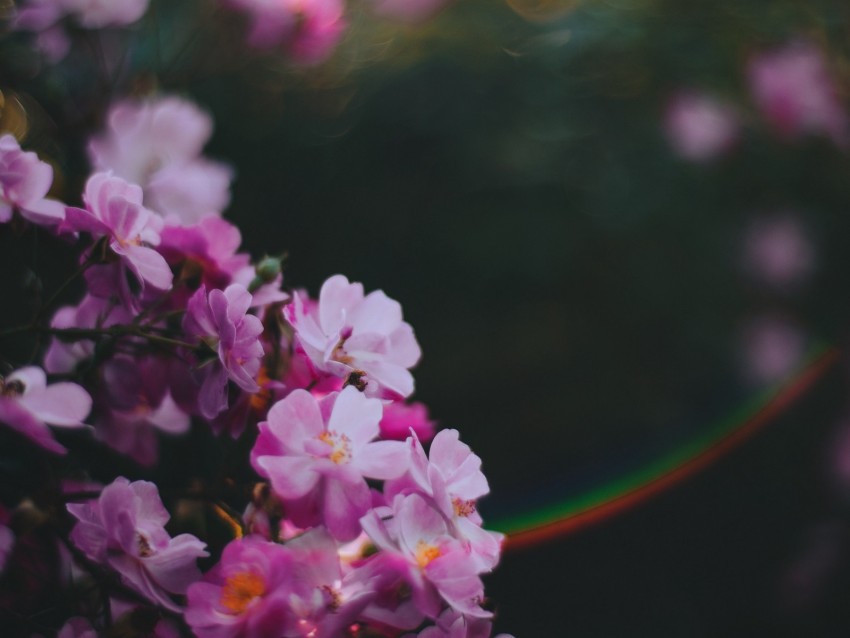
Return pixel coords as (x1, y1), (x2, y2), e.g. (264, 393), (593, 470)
(318, 430), (352, 464)
(415, 540), (441, 569)
(331, 336), (354, 365)
(136, 532), (154, 557)
(0, 378), (24, 397)
(452, 497), (476, 518)
(220, 572), (266, 615)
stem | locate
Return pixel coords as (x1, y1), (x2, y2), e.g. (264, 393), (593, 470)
(30, 254), (96, 327)
(0, 325), (197, 351)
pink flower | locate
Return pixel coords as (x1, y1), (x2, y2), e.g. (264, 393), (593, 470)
(739, 314), (806, 386)
(0, 134), (65, 226)
(224, 0), (346, 64)
(13, 0), (148, 35)
(285, 275), (422, 399)
(183, 284), (264, 419)
(380, 401), (436, 443)
(399, 429), (504, 571)
(742, 214), (814, 290)
(0, 366), (91, 454)
(64, 172), (173, 293)
(67, 477), (207, 612)
(283, 527), (380, 637)
(158, 216), (251, 305)
(360, 492), (489, 620)
(748, 41), (849, 147)
(403, 608), (514, 638)
(56, 617), (97, 638)
(93, 356), (191, 465)
(251, 386), (409, 540)
(185, 536), (297, 638)
(663, 91), (739, 162)
(0, 505), (13, 576)
(61, 0), (149, 27)
(89, 96), (232, 224)
(44, 294), (133, 374)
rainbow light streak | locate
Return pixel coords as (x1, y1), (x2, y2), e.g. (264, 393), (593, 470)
(497, 346), (840, 551)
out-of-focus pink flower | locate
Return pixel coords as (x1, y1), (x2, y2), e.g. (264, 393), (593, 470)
(67, 477), (207, 612)
(93, 356), (191, 465)
(61, 0), (149, 27)
(285, 275), (422, 399)
(663, 91), (739, 162)
(0, 366), (91, 454)
(0, 505), (13, 577)
(251, 386), (409, 540)
(360, 492), (489, 620)
(380, 401), (436, 442)
(183, 284), (264, 419)
(742, 214), (814, 290)
(739, 314), (806, 386)
(89, 97), (232, 224)
(225, 0), (346, 64)
(0, 134), (65, 226)
(370, 0), (447, 23)
(64, 172), (172, 294)
(13, 0), (148, 38)
(158, 216), (251, 305)
(56, 617), (97, 638)
(44, 295), (133, 374)
(185, 536), (297, 638)
(748, 41), (849, 147)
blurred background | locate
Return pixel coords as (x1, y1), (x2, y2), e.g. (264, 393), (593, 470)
(6, 0), (850, 634)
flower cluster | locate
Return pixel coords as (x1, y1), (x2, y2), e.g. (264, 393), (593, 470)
(220, 0), (450, 63)
(11, 0), (450, 65)
(0, 89), (510, 636)
(664, 39), (848, 162)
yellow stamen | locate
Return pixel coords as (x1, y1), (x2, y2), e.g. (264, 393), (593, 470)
(220, 572), (266, 614)
(415, 540), (441, 569)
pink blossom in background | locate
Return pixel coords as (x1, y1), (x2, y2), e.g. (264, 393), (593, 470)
(739, 314), (806, 386)
(64, 172), (173, 295)
(89, 96), (233, 224)
(380, 400), (436, 442)
(67, 477), (208, 611)
(93, 357), (191, 465)
(371, 0), (447, 23)
(285, 274), (422, 399)
(158, 216), (252, 307)
(251, 386), (409, 540)
(0, 134), (65, 226)
(60, 0), (149, 28)
(0, 366), (91, 454)
(748, 41), (849, 147)
(183, 284), (265, 418)
(663, 91), (739, 162)
(44, 295), (133, 374)
(0, 505), (14, 576)
(56, 617), (97, 638)
(185, 536), (297, 638)
(13, 0), (148, 59)
(742, 214), (814, 290)
(224, 0), (346, 64)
